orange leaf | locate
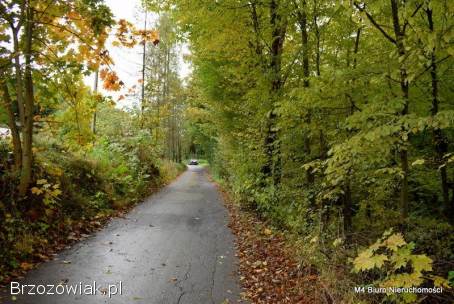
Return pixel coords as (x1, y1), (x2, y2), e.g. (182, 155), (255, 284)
(20, 262), (34, 270)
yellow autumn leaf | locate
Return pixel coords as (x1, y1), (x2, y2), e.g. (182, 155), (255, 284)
(431, 275), (450, 288)
(52, 189), (62, 197)
(333, 238), (343, 247)
(20, 262), (34, 270)
(411, 159), (425, 166)
(36, 179), (47, 185)
(353, 249), (388, 272)
(31, 187), (43, 195)
(411, 255), (432, 273)
(384, 233), (406, 251)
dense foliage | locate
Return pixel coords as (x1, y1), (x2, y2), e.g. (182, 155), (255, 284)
(146, 0), (454, 302)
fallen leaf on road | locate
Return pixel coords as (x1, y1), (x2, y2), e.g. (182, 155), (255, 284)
(35, 253), (50, 261)
(20, 262), (34, 270)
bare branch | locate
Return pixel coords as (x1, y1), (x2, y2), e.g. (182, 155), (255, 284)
(353, 1), (397, 45)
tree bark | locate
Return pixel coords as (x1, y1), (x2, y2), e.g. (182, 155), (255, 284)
(249, 1), (264, 60)
(140, 11), (148, 129)
(12, 27), (25, 127)
(296, 0), (314, 184)
(313, 0), (321, 77)
(390, 0), (410, 220)
(18, 3), (35, 197)
(0, 79), (22, 170)
(262, 0), (286, 186)
(426, 7), (451, 220)
(342, 23), (362, 239)
(91, 69), (99, 134)
(343, 181), (353, 237)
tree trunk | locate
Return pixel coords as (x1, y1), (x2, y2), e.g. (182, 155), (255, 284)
(390, 0), (410, 220)
(343, 180), (353, 238)
(319, 129), (327, 160)
(299, 0), (309, 87)
(1, 79), (22, 170)
(313, 3), (321, 77)
(262, 0), (286, 186)
(303, 114), (314, 184)
(249, 1), (264, 60)
(140, 11), (148, 129)
(92, 69), (99, 134)
(18, 4), (35, 197)
(342, 23), (362, 240)
(12, 28), (25, 127)
(296, 0), (314, 184)
(426, 7), (451, 220)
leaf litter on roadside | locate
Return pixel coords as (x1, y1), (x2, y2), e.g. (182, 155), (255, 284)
(218, 187), (313, 304)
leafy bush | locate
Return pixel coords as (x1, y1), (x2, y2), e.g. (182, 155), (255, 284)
(353, 230), (451, 304)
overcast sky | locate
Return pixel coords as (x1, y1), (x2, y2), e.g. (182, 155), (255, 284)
(91, 0), (191, 109)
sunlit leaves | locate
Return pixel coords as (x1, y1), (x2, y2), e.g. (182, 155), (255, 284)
(113, 19), (160, 48)
(30, 179), (62, 206)
(353, 248), (388, 272)
(352, 230), (444, 304)
(383, 233), (406, 251)
(114, 19), (138, 48)
(100, 68), (123, 91)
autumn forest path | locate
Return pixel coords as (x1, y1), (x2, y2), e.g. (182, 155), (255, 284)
(2, 166), (242, 304)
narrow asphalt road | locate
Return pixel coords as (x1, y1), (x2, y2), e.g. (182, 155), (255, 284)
(1, 166), (243, 304)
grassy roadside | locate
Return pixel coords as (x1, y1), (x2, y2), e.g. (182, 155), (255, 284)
(0, 141), (186, 286)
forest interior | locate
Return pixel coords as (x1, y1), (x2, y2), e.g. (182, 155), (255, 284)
(1, 0), (454, 303)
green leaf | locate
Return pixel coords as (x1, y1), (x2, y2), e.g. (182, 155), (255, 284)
(411, 255), (432, 273)
(411, 159), (425, 166)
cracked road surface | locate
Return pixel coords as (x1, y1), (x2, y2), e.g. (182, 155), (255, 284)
(2, 166), (243, 304)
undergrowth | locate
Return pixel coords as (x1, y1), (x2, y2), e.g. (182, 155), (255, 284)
(0, 135), (185, 283)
